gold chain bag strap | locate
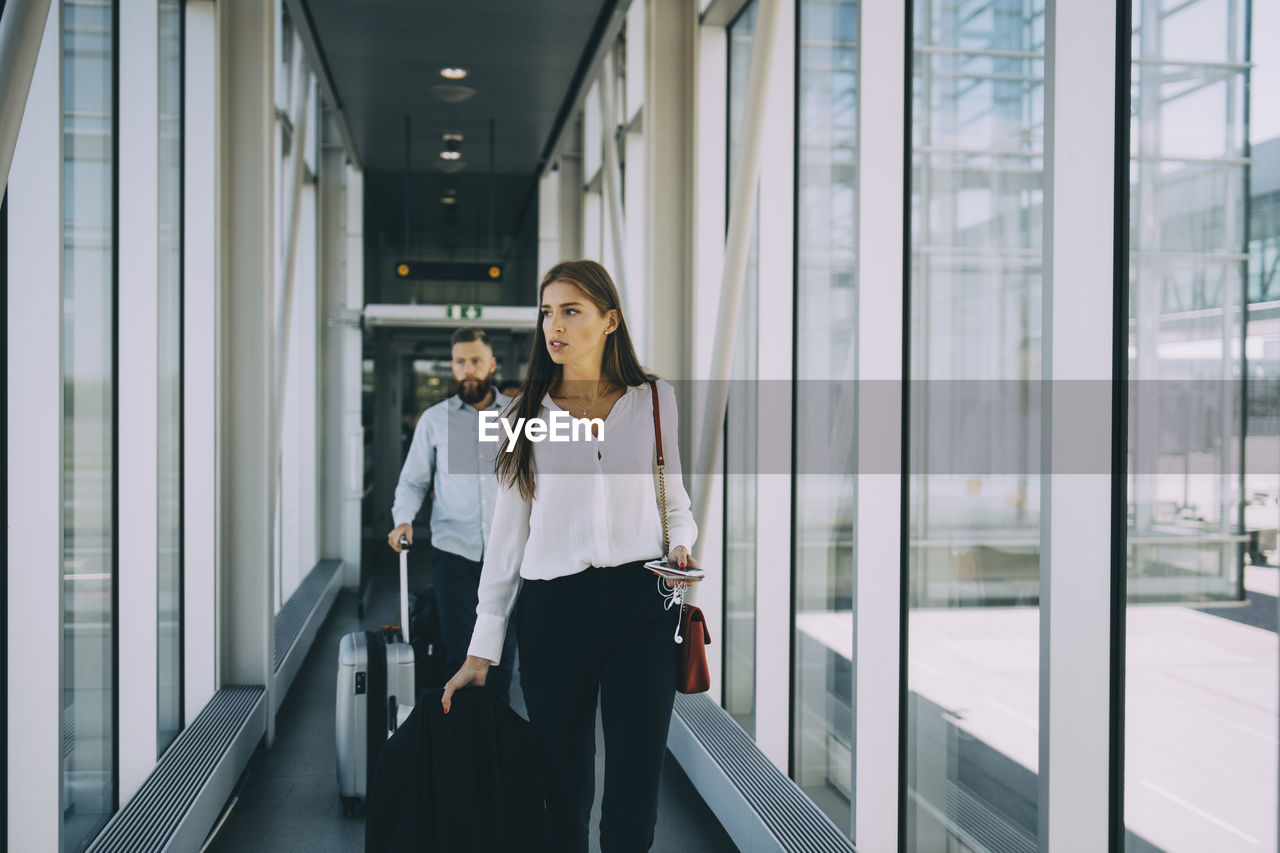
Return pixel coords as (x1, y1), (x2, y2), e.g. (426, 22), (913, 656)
(648, 381), (711, 694)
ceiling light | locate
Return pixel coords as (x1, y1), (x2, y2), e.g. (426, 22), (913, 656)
(432, 84), (477, 104)
(440, 67), (468, 80)
(440, 151), (461, 160)
(441, 197), (457, 205)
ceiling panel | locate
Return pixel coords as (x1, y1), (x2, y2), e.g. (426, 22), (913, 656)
(302, 0), (611, 175)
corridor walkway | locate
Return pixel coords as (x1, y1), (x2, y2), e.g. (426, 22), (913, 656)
(207, 555), (736, 852)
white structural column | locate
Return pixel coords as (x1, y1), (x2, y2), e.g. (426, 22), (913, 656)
(688, 20), (727, 700)
(645, 0), (696, 383)
(537, 168), (561, 279)
(598, 58), (627, 297)
(296, 136), (320, 577)
(853, 1), (905, 850)
(184, 0), (219, 724)
(1040, 1), (1116, 850)
(556, 153), (583, 266)
(219, 0), (276, 730)
(273, 59), (315, 606)
(117, 0), (162, 796)
(341, 164), (364, 585)
(319, 137), (362, 588)
(319, 110), (358, 586)
(5, 9), (61, 850)
(752, 0), (795, 772)
(622, 0), (648, 358)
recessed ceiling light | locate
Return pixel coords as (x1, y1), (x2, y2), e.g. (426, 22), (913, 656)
(432, 84), (478, 104)
(440, 67), (468, 80)
(440, 151), (461, 161)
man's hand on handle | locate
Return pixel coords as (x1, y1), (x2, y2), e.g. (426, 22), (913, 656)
(387, 523), (413, 553)
(441, 655), (492, 714)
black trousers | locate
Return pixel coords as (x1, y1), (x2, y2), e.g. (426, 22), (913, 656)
(432, 547), (517, 701)
(517, 561), (678, 853)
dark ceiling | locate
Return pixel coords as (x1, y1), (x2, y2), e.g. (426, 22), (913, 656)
(303, 0), (611, 176)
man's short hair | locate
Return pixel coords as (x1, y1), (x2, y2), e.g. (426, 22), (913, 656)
(450, 327), (492, 348)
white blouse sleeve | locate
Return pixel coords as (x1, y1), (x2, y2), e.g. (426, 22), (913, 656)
(467, 477), (531, 664)
(656, 380), (698, 556)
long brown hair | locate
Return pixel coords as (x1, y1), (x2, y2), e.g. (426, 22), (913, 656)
(497, 260), (651, 500)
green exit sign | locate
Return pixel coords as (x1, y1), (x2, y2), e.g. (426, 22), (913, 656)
(445, 304), (483, 320)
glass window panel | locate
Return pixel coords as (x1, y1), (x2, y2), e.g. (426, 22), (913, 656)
(1124, 1), (1278, 850)
(157, 0), (183, 756)
(725, 0), (759, 740)
(906, 1), (1045, 850)
(792, 0), (858, 837)
(62, 0), (116, 848)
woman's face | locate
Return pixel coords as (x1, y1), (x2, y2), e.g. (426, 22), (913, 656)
(541, 280), (617, 371)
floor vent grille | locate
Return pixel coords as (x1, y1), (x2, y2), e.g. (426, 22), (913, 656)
(86, 686), (265, 853)
(674, 693), (854, 853)
(274, 559), (342, 671)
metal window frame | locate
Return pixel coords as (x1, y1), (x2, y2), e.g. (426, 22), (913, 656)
(1040, 1), (1119, 850)
(176, 0), (187, 741)
(756, 0), (794, 773)
(1109, 2), (1132, 848)
(117, 0), (161, 798)
(722, 0), (757, 747)
(4, 13), (61, 842)
(853, 2), (906, 850)
(692, 13), (728, 706)
(5, 10), (60, 850)
(183, 0), (218, 727)
(1, 184), (6, 853)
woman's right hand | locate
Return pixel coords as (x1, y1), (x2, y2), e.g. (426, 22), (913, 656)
(441, 655), (491, 713)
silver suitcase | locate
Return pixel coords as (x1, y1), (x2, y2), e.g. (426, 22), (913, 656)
(336, 541), (416, 816)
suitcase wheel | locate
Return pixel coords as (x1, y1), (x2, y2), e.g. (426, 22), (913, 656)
(341, 796), (359, 819)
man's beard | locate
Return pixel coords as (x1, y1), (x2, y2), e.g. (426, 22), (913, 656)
(457, 374), (494, 404)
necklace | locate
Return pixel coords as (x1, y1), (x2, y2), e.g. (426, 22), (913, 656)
(557, 381), (618, 418)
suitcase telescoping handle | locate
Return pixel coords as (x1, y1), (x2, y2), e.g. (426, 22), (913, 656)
(398, 536), (411, 645)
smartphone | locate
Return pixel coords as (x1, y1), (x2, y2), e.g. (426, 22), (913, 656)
(643, 559), (707, 581)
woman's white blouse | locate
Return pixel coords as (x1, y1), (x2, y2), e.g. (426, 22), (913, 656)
(467, 379), (698, 664)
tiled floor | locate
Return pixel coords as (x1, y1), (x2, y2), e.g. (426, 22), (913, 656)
(207, 559), (736, 853)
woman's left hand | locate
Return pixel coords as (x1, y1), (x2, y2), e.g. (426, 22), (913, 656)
(665, 545), (700, 587)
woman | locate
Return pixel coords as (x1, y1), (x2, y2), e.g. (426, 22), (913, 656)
(440, 259), (700, 853)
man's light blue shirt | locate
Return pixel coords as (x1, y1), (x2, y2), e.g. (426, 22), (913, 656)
(392, 391), (510, 562)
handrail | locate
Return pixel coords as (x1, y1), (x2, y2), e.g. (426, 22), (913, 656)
(0, 0), (54, 201)
(691, 0), (784, 539)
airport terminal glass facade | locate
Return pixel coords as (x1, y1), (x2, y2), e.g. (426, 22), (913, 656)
(724, 0), (759, 740)
(62, 0), (118, 847)
(1124, 0), (1279, 849)
(791, 0), (859, 832)
(906, 1), (1045, 849)
(157, 0), (183, 756)
(9, 0), (1280, 848)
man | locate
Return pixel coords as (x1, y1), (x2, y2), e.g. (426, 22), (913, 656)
(388, 327), (517, 700)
